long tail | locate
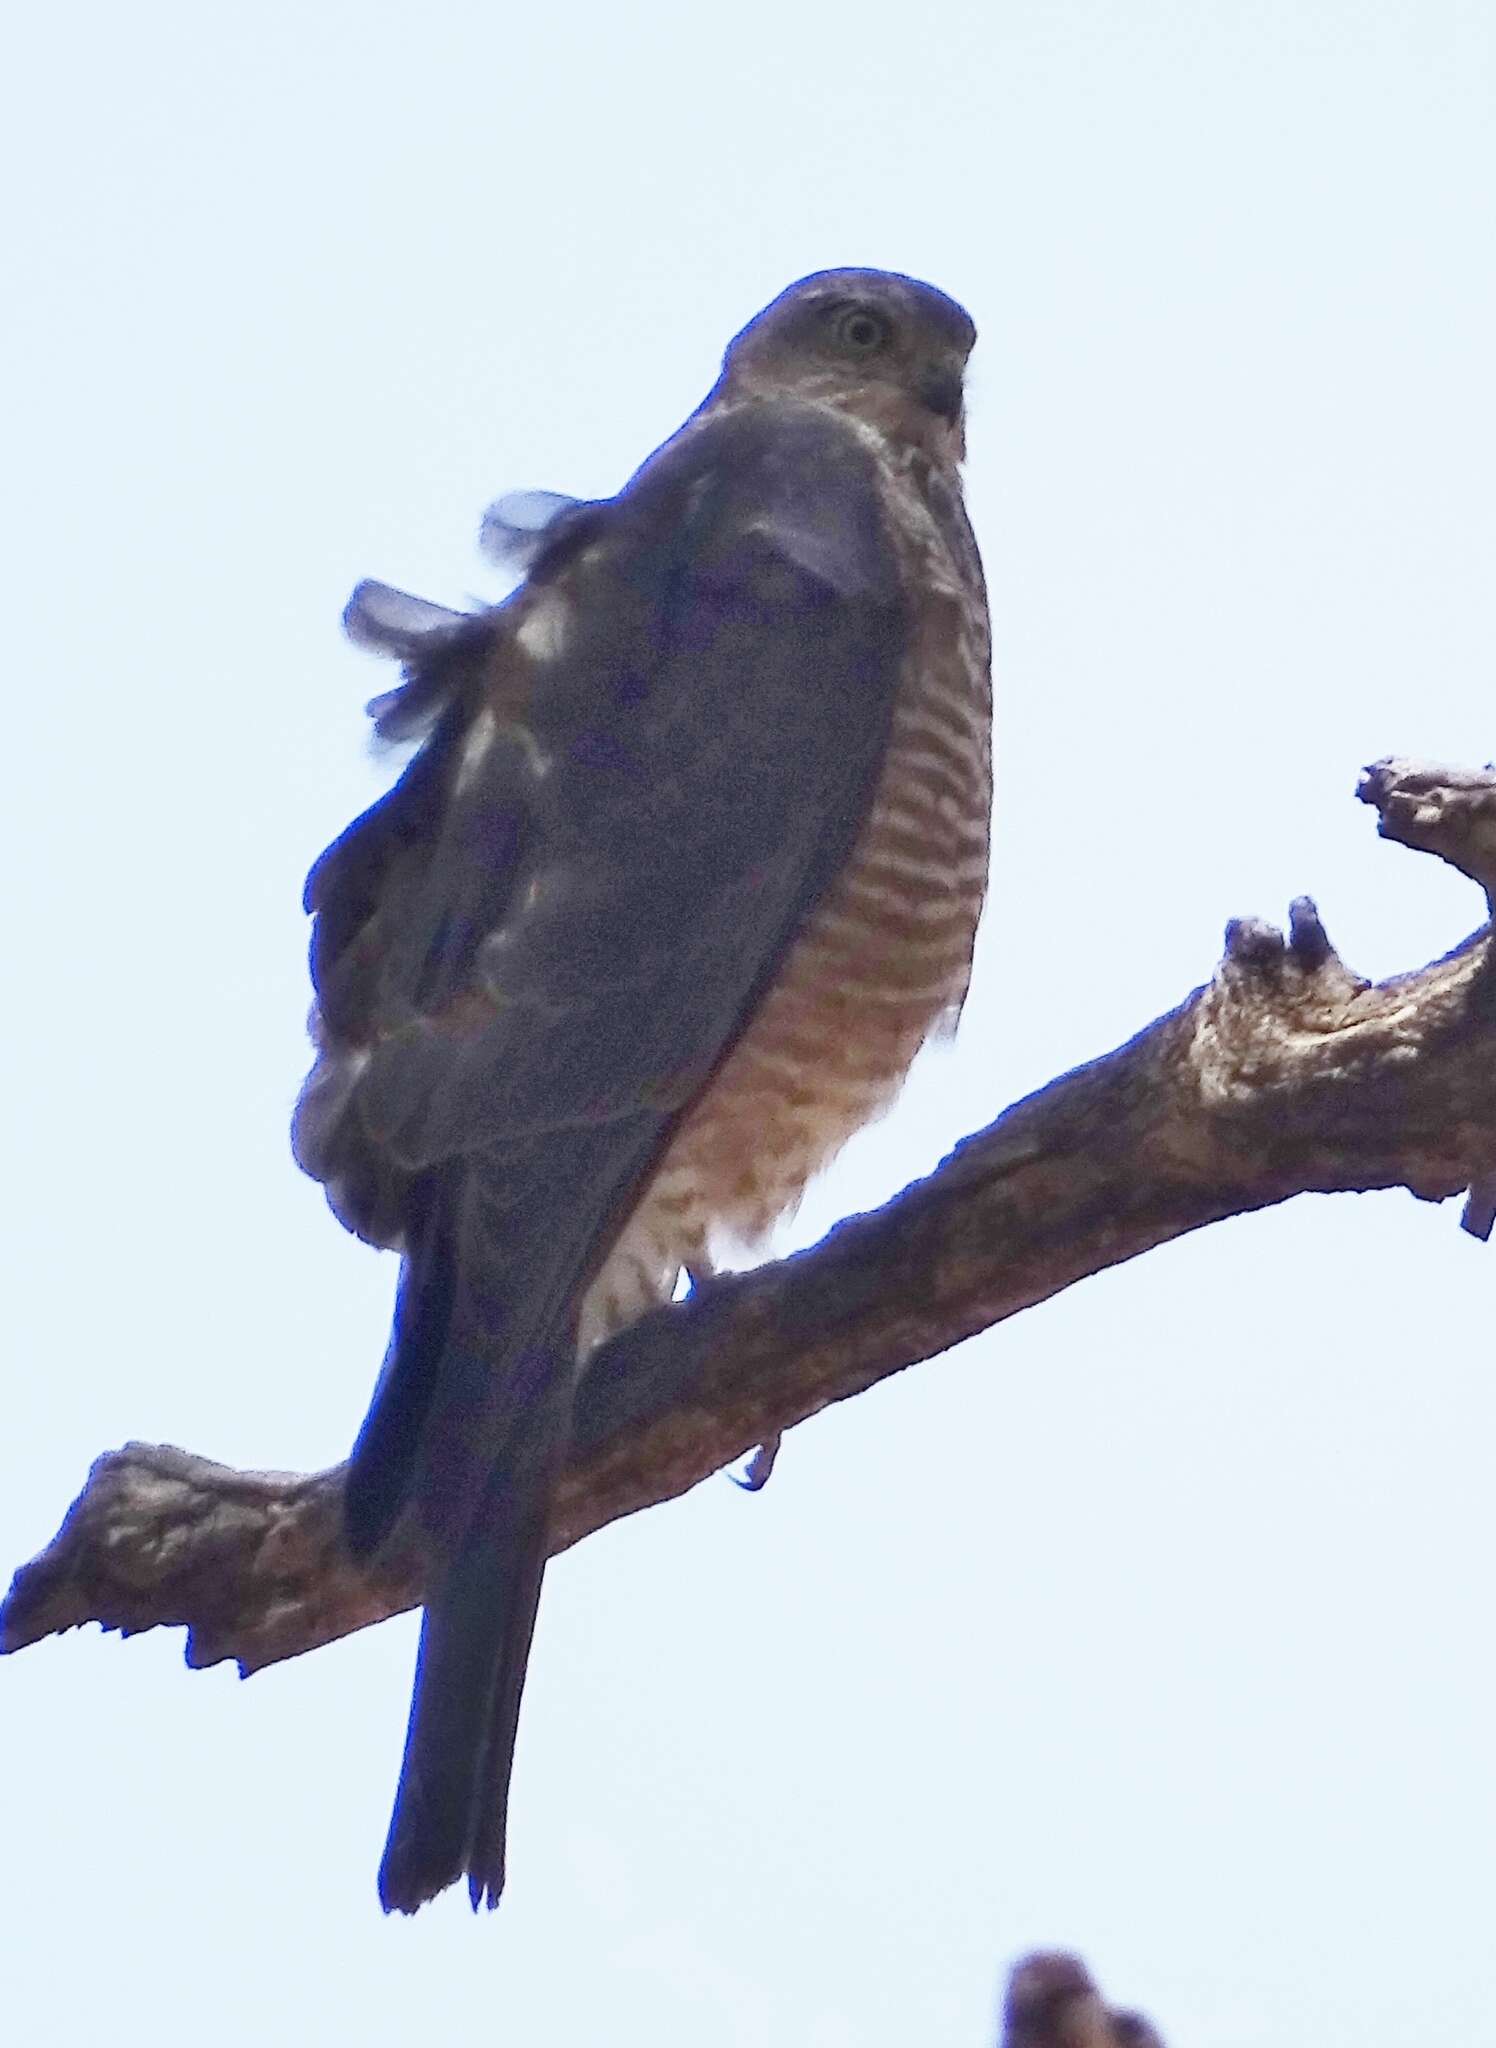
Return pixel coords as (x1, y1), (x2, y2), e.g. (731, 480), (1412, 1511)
(344, 1128), (665, 1913)
(342, 1164), (580, 1914)
(376, 1440), (559, 1913)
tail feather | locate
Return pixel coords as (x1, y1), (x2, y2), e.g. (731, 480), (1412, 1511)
(346, 1129), (668, 1912)
(466, 1524), (549, 1908)
(377, 1438), (557, 1915)
(344, 1174), (458, 1560)
(346, 1162), (576, 1913)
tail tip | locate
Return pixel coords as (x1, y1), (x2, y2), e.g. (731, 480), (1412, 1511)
(376, 1841), (507, 1917)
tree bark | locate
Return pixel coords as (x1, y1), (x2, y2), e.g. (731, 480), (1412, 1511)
(999, 1951), (1166, 2048)
(5, 757), (1495, 1680)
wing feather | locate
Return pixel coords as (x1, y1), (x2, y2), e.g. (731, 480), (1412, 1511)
(296, 400), (908, 1251)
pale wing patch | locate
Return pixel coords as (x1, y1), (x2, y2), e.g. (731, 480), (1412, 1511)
(515, 590), (571, 663)
(454, 707), (552, 794)
(453, 708), (498, 795)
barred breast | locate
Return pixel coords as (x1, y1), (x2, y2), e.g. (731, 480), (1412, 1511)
(579, 444), (991, 1352)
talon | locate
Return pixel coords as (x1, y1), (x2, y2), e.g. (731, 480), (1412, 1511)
(1462, 1178), (1496, 1242)
(730, 1435), (782, 1491)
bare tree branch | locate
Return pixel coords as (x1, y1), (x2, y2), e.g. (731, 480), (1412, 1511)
(1359, 754), (1496, 906)
(1000, 1951), (1166, 2048)
(5, 757), (1494, 1681)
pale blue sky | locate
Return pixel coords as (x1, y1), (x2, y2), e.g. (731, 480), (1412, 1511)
(5, 4), (1495, 2043)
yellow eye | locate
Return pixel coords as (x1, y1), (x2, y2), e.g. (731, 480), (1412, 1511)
(835, 306), (890, 353)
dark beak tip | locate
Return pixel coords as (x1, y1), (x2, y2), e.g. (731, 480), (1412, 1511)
(917, 363), (964, 424)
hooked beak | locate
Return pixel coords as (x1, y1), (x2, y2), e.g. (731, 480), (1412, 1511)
(916, 359), (964, 425)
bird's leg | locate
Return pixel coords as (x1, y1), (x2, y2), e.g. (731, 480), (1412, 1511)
(692, 1241), (781, 1491)
(673, 1253), (785, 1492)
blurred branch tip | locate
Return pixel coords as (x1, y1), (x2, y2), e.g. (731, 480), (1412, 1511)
(5, 756), (1496, 1675)
(1358, 754), (1496, 908)
(1000, 1951), (1165, 2048)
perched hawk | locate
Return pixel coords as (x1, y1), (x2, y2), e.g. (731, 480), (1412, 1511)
(295, 269), (991, 1913)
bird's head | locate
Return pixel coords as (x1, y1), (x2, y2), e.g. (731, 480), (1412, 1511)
(713, 268), (977, 463)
